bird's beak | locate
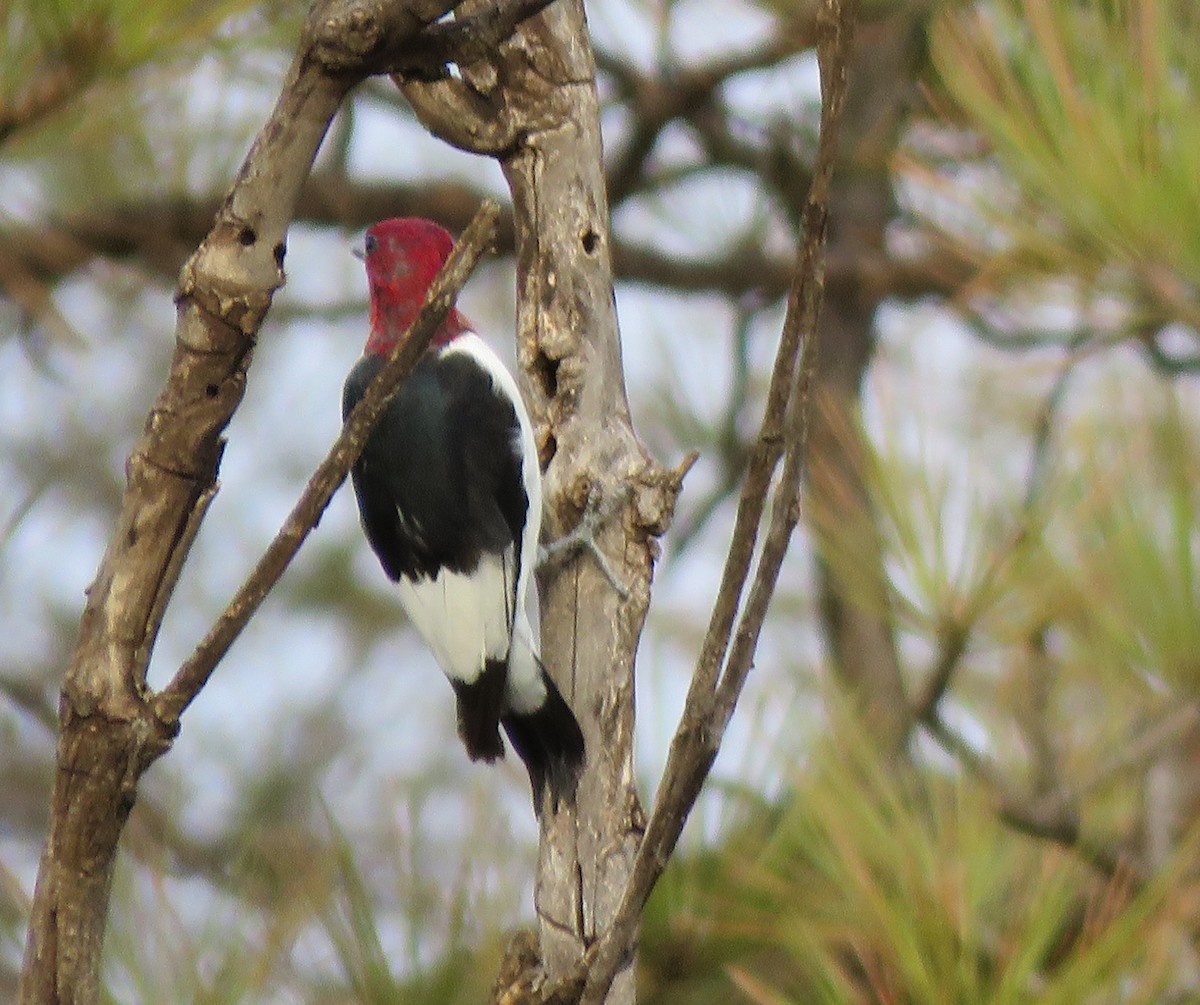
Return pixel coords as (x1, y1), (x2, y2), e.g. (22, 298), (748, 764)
(352, 247), (366, 262)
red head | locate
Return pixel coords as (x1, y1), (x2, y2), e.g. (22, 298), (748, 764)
(361, 218), (468, 356)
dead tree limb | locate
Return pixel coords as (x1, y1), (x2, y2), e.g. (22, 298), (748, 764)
(17, 0), (541, 998)
(401, 1), (681, 1000)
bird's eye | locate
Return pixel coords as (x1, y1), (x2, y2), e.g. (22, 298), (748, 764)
(364, 234), (378, 255)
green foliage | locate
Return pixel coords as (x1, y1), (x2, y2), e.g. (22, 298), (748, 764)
(1049, 393), (1200, 693)
(2, 0), (299, 206)
(930, 0), (1200, 303)
(2, 0), (266, 129)
(809, 403), (1032, 649)
(675, 708), (1195, 1005)
(92, 784), (520, 1003)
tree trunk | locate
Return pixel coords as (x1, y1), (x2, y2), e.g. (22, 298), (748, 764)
(403, 4), (674, 998)
(498, 5), (670, 998)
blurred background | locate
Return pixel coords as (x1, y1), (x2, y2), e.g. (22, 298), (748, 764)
(3, 0), (1200, 1001)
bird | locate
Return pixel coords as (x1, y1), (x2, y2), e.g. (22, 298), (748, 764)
(342, 217), (585, 810)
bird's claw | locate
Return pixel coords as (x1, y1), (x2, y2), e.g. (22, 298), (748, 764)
(538, 487), (632, 600)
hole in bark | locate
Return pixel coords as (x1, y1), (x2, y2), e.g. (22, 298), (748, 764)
(533, 350), (559, 399)
(541, 432), (557, 469)
(274, 241), (286, 267)
(126, 526), (138, 547)
(238, 226), (257, 246)
(581, 228), (600, 255)
(205, 383), (220, 398)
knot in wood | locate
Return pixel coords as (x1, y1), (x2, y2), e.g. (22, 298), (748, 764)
(310, 0), (387, 70)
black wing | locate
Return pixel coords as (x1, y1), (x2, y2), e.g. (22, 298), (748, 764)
(343, 351), (528, 583)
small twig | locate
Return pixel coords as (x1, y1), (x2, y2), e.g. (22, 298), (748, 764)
(911, 618), (970, 723)
(668, 297), (760, 554)
(1023, 626), (1059, 798)
(912, 348), (1079, 726)
(597, 32), (818, 204)
(0, 242), (87, 350)
(1022, 334), (1084, 512)
(154, 200), (501, 724)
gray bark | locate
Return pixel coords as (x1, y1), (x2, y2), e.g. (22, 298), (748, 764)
(18, 1), (519, 1000)
(405, 4), (675, 1000)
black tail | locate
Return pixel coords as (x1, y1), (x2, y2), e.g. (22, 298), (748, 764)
(450, 659), (507, 763)
(502, 670), (585, 813)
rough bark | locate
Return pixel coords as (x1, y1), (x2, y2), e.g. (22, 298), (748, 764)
(809, 2), (929, 758)
(500, 24), (658, 1000)
(19, 36), (347, 996)
(403, 4), (673, 1000)
(18, 0), (527, 1000)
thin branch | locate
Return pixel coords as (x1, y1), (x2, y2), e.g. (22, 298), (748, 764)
(911, 619), (970, 722)
(1022, 626), (1059, 798)
(0, 243), (87, 350)
(912, 346), (1079, 724)
(0, 65), (82, 146)
(538, 484), (638, 600)
(667, 297), (761, 553)
(597, 31), (818, 203)
(1021, 342), (1081, 512)
(155, 200), (501, 724)
(564, 4), (859, 1002)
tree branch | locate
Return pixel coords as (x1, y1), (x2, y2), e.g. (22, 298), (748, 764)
(1, 183), (971, 306)
(921, 709), (1142, 883)
(17, 0), (537, 996)
(567, 3), (859, 1001)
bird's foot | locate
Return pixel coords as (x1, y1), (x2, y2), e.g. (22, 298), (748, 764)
(538, 486), (631, 600)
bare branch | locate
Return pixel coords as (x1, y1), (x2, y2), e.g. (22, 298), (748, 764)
(567, 3), (860, 1001)
(597, 31), (819, 203)
(18, 0), (542, 995)
(0, 243), (86, 350)
(911, 620), (970, 722)
(0, 65), (82, 146)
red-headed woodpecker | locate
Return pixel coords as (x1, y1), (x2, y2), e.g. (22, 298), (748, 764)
(343, 218), (585, 809)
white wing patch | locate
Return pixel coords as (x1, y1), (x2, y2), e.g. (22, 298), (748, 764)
(394, 331), (547, 710)
(398, 548), (516, 685)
